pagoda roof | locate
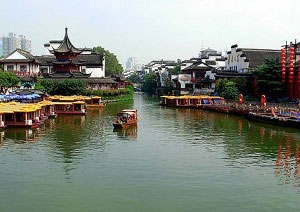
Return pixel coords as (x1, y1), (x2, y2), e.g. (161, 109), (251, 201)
(50, 28), (83, 54)
(52, 60), (86, 65)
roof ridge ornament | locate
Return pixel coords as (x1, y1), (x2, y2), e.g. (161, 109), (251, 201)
(65, 27), (68, 35)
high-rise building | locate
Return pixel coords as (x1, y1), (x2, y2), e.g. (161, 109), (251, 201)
(125, 57), (137, 70)
(1, 33), (31, 56)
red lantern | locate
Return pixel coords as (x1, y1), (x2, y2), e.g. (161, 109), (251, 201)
(238, 94), (244, 104)
(260, 95), (267, 107)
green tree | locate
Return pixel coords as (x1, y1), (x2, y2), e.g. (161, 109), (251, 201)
(168, 65), (181, 76)
(216, 78), (229, 95)
(35, 79), (55, 93)
(0, 71), (19, 92)
(93, 46), (123, 76)
(128, 73), (139, 83)
(142, 73), (157, 93)
(216, 79), (239, 100)
(221, 81), (239, 100)
(35, 79), (86, 95)
(53, 79), (86, 95)
(252, 58), (283, 98)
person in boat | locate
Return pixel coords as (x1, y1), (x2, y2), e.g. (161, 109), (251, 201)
(121, 116), (127, 123)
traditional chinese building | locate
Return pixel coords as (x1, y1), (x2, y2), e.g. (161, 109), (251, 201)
(0, 28), (126, 90)
(42, 28), (93, 79)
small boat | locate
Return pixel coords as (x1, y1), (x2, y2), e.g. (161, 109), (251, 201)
(113, 109), (138, 128)
(247, 112), (300, 129)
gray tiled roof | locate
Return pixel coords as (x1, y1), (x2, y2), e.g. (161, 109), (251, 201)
(50, 28), (83, 54)
(240, 48), (280, 68)
(0, 49), (39, 64)
(36, 54), (103, 67)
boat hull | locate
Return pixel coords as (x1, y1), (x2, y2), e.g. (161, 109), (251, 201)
(113, 122), (137, 129)
(247, 113), (300, 129)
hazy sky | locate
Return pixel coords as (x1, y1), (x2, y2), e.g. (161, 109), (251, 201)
(1, 0), (300, 66)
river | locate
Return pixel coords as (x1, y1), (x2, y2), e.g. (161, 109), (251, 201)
(0, 93), (300, 211)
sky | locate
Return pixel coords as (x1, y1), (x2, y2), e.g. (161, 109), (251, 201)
(1, 0), (300, 67)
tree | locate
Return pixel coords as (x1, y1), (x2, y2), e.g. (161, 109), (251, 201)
(0, 71), (19, 92)
(35, 79), (86, 95)
(252, 58), (283, 98)
(221, 81), (239, 100)
(142, 73), (157, 93)
(35, 79), (55, 93)
(168, 65), (181, 76)
(128, 73), (139, 83)
(53, 79), (86, 95)
(93, 46), (123, 76)
(216, 79), (239, 100)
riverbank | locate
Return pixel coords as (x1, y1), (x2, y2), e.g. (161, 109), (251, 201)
(160, 95), (300, 129)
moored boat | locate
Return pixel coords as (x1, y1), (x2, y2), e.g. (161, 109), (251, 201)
(85, 96), (105, 108)
(247, 112), (300, 128)
(0, 102), (44, 128)
(113, 109), (138, 128)
(52, 101), (86, 115)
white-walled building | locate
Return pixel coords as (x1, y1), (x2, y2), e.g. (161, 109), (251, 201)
(143, 60), (179, 87)
(0, 49), (40, 75)
(171, 54), (225, 95)
(225, 44), (280, 73)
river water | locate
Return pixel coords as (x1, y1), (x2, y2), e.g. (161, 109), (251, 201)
(0, 93), (300, 211)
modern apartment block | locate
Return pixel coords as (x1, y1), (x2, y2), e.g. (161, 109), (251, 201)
(1, 33), (31, 56)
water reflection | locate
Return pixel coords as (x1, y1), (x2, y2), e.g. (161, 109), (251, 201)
(4, 127), (42, 143)
(113, 126), (137, 140)
(1, 96), (300, 187)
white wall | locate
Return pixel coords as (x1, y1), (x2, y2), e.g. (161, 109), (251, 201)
(225, 45), (249, 72)
(4, 63), (39, 73)
(85, 67), (105, 78)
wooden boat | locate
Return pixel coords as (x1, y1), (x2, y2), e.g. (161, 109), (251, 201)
(113, 109), (137, 128)
(0, 102), (43, 128)
(0, 112), (7, 129)
(52, 101), (86, 115)
(37, 101), (57, 119)
(85, 96), (105, 108)
(247, 112), (300, 129)
(160, 95), (224, 108)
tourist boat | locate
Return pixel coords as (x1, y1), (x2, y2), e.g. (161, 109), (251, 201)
(113, 109), (138, 128)
(0, 112), (7, 129)
(52, 101), (86, 115)
(37, 101), (57, 119)
(247, 112), (300, 129)
(0, 102), (44, 128)
(161, 95), (225, 108)
(84, 96), (105, 108)
(196, 96), (228, 112)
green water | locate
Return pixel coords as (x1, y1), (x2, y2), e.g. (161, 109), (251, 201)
(0, 93), (300, 212)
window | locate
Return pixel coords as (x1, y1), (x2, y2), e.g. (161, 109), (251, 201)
(20, 65), (27, 72)
(40, 67), (48, 73)
(7, 65), (14, 71)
